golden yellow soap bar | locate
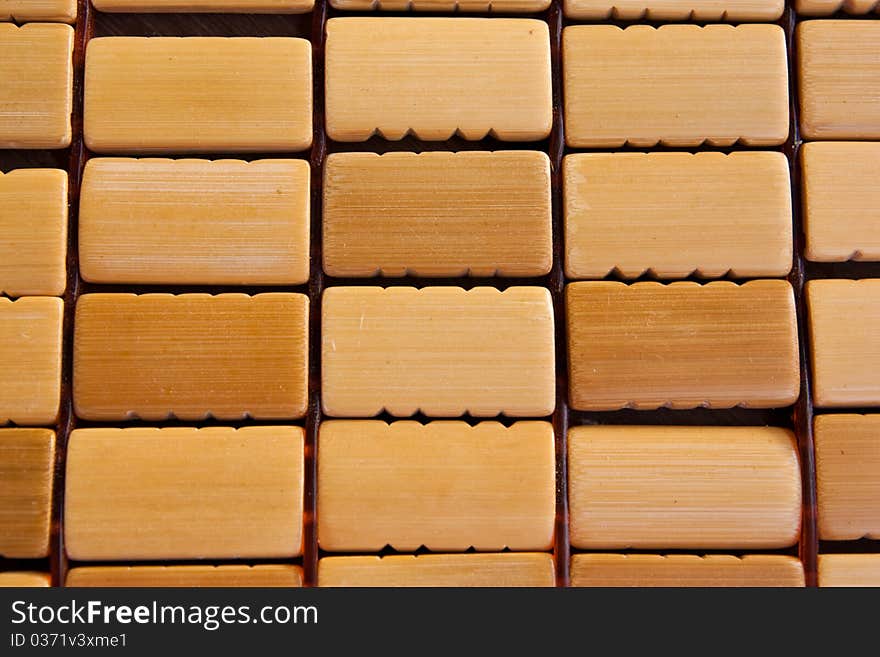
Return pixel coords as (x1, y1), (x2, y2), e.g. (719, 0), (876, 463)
(0, 169), (68, 296)
(568, 426), (802, 549)
(73, 293), (308, 421)
(84, 37), (312, 153)
(323, 151), (552, 278)
(92, 0), (313, 11)
(322, 287), (555, 417)
(318, 420), (555, 552)
(331, 0), (548, 8)
(66, 565), (303, 588)
(80, 159), (310, 285)
(0, 23), (73, 149)
(65, 427), (304, 561)
(1, 0), (76, 21)
(325, 18), (552, 142)
(818, 554), (880, 587)
(563, 24), (788, 148)
(0, 572), (51, 587)
(564, 152), (792, 279)
(564, 0), (783, 19)
(797, 0), (880, 12)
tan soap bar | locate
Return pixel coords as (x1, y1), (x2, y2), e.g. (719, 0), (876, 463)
(331, 0), (548, 8)
(563, 152), (792, 279)
(322, 287), (555, 417)
(73, 293), (308, 421)
(325, 18), (552, 142)
(568, 426), (802, 550)
(80, 159), (310, 285)
(1, 1), (76, 21)
(84, 37), (312, 153)
(92, 0), (313, 11)
(323, 151), (552, 278)
(0, 24), (73, 149)
(818, 554), (880, 587)
(318, 420), (555, 552)
(564, 0), (783, 19)
(319, 554), (555, 587)
(67, 565), (303, 588)
(0, 169), (68, 296)
(65, 427), (304, 561)
(807, 279), (880, 408)
(563, 25), (788, 148)
(0, 429), (55, 559)
(815, 414), (880, 540)
(0, 572), (51, 587)
(797, 1), (879, 16)
(802, 143), (880, 262)
(0, 298), (62, 425)
(567, 281), (799, 410)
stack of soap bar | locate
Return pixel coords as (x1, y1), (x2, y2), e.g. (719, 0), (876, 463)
(797, 0), (880, 15)
(66, 565), (303, 588)
(564, 0), (784, 20)
(0, 0), (76, 21)
(330, 0), (549, 9)
(91, 0), (314, 11)
(818, 554), (880, 587)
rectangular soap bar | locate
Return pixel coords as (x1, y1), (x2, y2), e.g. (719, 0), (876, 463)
(807, 279), (880, 408)
(323, 151), (552, 277)
(318, 420), (555, 552)
(0, 24), (73, 149)
(0, 169), (68, 296)
(66, 565), (303, 587)
(563, 25), (788, 147)
(571, 555), (805, 587)
(84, 37), (312, 153)
(566, 281), (800, 410)
(818, 554), (880, 587)
(798, 21), (880, 140)
(73, 293), (308, 421)
(0, 572), (51, 587)
(65, 427), (304, 561)
(322, 287), (555, 417)
(331, 0), (548, 8)
(797, 1), (880, 16)
(1, 0), (76, 21)
(564, 0), (783, 19)
(325, 18), (552, 142)
(0, 298), (63, 425)
(563, 152), (792, 279)
(80, 159), (310, 285)
(92, 0), (313, 11)
(0, 429), (55, 559)
(568, 426), (802, 549)
(803, 143), (880, 262)
(319, 554), (555, 587)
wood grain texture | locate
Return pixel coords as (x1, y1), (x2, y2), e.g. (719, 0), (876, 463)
(0, 169), (68, 296)
(92, 0), (313, 11)
(73, 293), (308, 421)
(318, 420), (555, 552)
(0, 572), (51, 587)
(571, 554), (805, 587)
(566, 281), (800, 411)
(319, 554), (555, 587)
(563, 25), (789, 148)
(807, 279), (880, 408)
(330, 0), (549, 8)
(796, 0), (879, 15)
(79, 158), (310, 285)
(568, 426), (802, 550)
(66, 565), (303, 587)
(84, 37), (312, 153)
(1, 0), (76, 21)
(0, 23), (73, 149)
(0, 429), (55, 559)
(0, 297), (63, 426)
(322, 286), (555, 417)
(65, 427), (304, 561)
(563, 152), (792, 279)
(815, 414), (880, 540)
(323, 151), (552, 278)
(325, 18), (552, 142)
(818, 554), (880, 587)
(563, 0), (783, 20)
(798, 21), (880, 140)
(802, 143), (880, 263)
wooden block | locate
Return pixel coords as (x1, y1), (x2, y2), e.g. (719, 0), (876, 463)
(818, 554), (880, 587)
(0, 24), (73, 149)
(802, 143), (880, 262)
(325, 18), (552, 142)
(564, 0), (783, 20)
(84, 37), (312, 153)
(807, 279), (880, 408)
(796, 0), (880, 15)
(568, 426), (802, 549)
(1, 0), (76, 21)
(80, 159), (310, 285)
(0, 572), (51, 587)
(0, 429), (55, 559)
(815, 414), (880, 540)
(0, 169), (68, 296)
(92, 0), (313, 11)
(65, 427), (304, 561)
(571, 555), (805, 587)
(323, 151), (552, 278)
(563, 152), (792, 279)
(798, 21), (880, 141)
(0, 298), (63, 426)
(318, 420), (555, 552)
(73, 293), (308, 421)
(322, 287), (555, 417)
(566, 281), (800, 410)
(66, 565), (303, 587)
(563, 25), (788, 148)
(319, 554), (555, 587)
